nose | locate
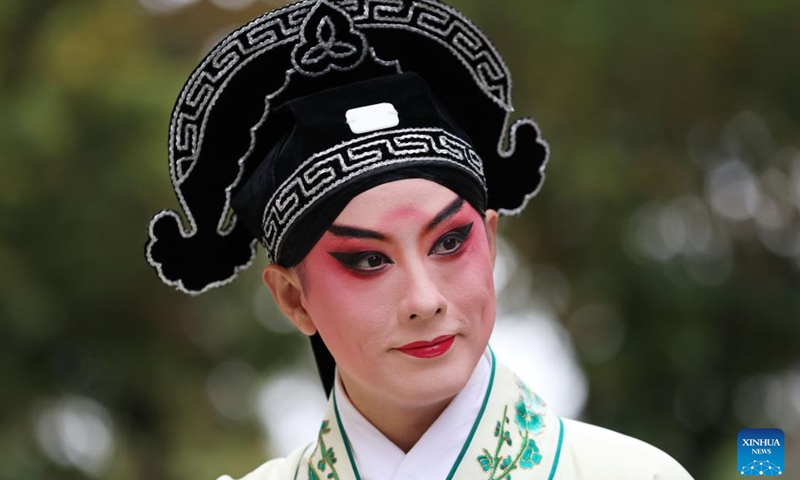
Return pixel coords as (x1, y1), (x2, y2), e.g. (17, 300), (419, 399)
(400, 261), (447, 321)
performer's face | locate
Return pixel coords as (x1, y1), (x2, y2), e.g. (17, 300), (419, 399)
(296, 179), (498, 410)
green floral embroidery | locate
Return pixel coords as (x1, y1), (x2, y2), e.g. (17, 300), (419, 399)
(476, 380), (545, 479)
(514, 399), (544, 434)
(517, 379), (546, 411)
(308, 420), (339, 480)
(519, 439), (542, 469)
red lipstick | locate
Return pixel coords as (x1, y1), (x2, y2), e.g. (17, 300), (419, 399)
(396, 335), (455, 358)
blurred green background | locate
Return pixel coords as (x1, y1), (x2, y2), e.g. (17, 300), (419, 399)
(1, 0), (799, 478)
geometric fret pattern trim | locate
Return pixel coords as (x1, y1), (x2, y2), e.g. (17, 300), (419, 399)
(262, 127), (485, 262)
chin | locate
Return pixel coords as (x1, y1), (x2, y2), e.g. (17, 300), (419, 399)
(386, 346), (482, 408)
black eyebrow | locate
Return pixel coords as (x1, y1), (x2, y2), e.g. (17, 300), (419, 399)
(426, 197), (465, 232)
(327, 224), (386, 240)
(327, 196), (464, 239)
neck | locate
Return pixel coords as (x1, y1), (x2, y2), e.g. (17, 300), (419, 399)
(338, 375), (455, 453)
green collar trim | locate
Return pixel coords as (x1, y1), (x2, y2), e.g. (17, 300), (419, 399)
(331, 351), (497, 480)
(293, 444), (315, 480)
(445, 349), (497, 480)
(546, 418), (565, 480)
(333, 392), (363, 480)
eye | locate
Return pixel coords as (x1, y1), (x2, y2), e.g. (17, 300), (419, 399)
(328, 251), (393, 273)
(429, 223), (473, 256)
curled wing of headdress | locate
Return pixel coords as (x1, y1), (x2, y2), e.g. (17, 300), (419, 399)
(146, 0), (547, 294)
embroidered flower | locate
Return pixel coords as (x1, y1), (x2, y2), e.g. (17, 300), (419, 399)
(516, 378), (546, 411)
(476, 375), (550, 479)
(514, 398), (544, 434)
(477, 403), (543, 479)
(519, 438), (543, 469)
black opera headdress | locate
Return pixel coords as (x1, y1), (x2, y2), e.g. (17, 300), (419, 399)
(145, 0), (548, 394)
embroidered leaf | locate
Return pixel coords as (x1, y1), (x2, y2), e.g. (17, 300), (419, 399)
(317, 460), (325, 471)
(320, 420), (331, 435)
(308, 464), (320, 480)
(494, 421), (501, 437)
(477, 454), (492, 472)
(500, 455), (512, 469)
(327, 474), (335, 479)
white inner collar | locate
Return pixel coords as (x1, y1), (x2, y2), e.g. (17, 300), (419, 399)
(334, 349), (493, 480)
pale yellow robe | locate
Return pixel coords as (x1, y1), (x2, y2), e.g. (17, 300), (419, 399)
(218, 353), (694, 480)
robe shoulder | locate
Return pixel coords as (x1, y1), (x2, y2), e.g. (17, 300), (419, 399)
(555, 419), (694, 480)
(215, 443), (311, 480)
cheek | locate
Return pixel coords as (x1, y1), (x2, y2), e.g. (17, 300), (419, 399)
(442, 234), (497, 322)
(461, 224), (496, 285)
(300, 248), (396, 347)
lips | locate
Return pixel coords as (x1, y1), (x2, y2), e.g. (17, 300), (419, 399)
(396, 335), (455, 358)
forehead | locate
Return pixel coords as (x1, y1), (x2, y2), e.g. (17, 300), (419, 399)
(334, 179), (460, 226)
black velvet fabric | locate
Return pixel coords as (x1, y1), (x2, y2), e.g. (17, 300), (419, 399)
(231, 72), (486, 266)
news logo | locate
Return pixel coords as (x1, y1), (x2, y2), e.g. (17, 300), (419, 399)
(738, 428), (784, 476)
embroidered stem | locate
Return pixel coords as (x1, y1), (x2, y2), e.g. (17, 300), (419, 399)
(319, 431), (340, 480)
(493, 431), (529, 480)
(487, 405), (509, 480)
(309, 420), (340, 480)
(476, 378), (546, 479)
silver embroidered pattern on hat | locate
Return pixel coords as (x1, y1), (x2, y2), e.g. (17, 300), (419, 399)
(261, 127), (485, 263)
(166, 0), (510, 239)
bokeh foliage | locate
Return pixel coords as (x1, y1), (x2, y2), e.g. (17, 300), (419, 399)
(1, 0), (798, 479)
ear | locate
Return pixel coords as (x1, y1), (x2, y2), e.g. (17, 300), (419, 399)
(484, 210), (500, 268)
(262, 264), (317, 336)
